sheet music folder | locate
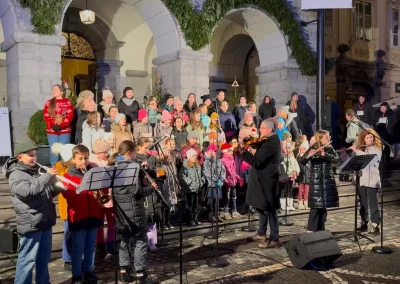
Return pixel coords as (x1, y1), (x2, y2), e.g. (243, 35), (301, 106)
(76, 163), (139, 194)
(337, 154), (376, 174)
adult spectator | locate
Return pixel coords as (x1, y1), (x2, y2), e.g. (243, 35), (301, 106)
(258, 95), (276, 121)
(299, 95), (315, 140)
(215, 90), (226, 109)
(325, 96), (340, 149)
(43, 84), (74, 166)
(75, 90), (96, 144)
(286, 92), (308, 136)
(118, 87), (141, 125)
(353, 94), (374, 126)
(233, 95), (247, 126)
(374, 102), (397, 163)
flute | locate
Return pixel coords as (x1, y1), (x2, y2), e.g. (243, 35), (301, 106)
(306, 141), (332, 159)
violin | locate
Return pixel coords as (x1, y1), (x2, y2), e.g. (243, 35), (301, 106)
(244, 137), (268, 147)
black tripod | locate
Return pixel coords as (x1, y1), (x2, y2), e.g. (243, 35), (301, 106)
(337, 154), (376, 251)
(351, 121), (393, 254)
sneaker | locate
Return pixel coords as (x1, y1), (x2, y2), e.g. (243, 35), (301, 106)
(64, 261), (72, 271)
(120, 269), (135, 283)
(249, 207), (256, 214)
(194, 220), (201, 226)
(368, 226), (380, 236)
(71, 276), (83, 284)
(83, 271), (99, 284)
(231, 211), (242, 219)
(223, 213), (232, 220)
(357, 223), (368, 232)
(208, 214), (217, 223)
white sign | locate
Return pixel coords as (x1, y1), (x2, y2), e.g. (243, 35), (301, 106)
(0, 107), (12, 157)
(301, 0), (352, 10)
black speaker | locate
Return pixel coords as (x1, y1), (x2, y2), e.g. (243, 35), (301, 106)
(285, 231), (342, 269)
(0, 227), (19, 253)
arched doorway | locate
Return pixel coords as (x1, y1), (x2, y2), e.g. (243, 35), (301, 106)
(211, 32), (260, 102)
(210, 8), (289, 106)
(61, 31), (96, 96)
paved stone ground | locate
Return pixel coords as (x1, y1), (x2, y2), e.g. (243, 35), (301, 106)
(1, 204), (400, 284)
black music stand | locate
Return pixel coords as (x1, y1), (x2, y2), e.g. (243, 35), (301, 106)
(77, 163), (140, 284)
(337, 154), (376, 251)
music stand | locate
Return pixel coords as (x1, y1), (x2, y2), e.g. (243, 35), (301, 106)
(77, 163), (140, 284)
(337, 154), (376, 251)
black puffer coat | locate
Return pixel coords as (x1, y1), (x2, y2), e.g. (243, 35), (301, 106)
(296, 156), (311, 184)
(113, 160), (153, 236)
(300, 145), (339, 209)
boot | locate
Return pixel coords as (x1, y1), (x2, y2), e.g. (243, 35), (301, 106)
(280, 198), (286, 211)
(288, 198), (296, 211)
(357, 221), (368, 232)
(304, 201), (310, 210)
(297, 200), (306, 210)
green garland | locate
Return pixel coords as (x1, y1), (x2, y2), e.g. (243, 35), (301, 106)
(19, 0), (317, 75)
(163, 0), (317, 76)
(18, 0), (65, 35)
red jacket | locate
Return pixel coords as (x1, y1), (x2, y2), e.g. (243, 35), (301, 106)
(43, 98), (74, 135)
(61, 166), (103, 231)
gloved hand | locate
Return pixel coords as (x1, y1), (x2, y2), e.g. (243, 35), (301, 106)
(216, 180), (223, 187)
(51, 125), (62, 132)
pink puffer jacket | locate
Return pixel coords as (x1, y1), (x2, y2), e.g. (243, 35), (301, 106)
(221, 154), (241, 187)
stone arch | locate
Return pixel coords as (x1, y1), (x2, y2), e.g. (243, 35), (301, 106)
(0, 0), (18, 41)
(62, 7), (124, 61)
(61, 0), (181, 58)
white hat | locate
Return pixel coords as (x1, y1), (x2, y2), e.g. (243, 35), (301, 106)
(102, 90), (114, 100)
(300, 140), (309, 149)
(186, 149), (198, 159)
(51, 143), (75, 161)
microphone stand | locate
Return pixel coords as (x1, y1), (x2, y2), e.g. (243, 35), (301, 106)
(352, 120), (393, 254)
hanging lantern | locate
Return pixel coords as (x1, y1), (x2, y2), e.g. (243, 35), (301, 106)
(80, 9), (95, 24)
(80, 0), (95, 25)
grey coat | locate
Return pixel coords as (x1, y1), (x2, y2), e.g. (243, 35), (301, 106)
(179, 159), (204, 194)
(4, 159), (59, 235)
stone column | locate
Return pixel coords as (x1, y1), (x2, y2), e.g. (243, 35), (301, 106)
(1, 31), (65, 144)
(152, 49), (213, 101)
(0, 59), (6, 107)
(256, 59), (316, 110)
(96, 59), (123, 101)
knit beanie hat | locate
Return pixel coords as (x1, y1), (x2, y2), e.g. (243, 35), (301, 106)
(92, 139), (111, 154)
(102, 90), (113, 100)
(161, 110), (173, 122)
(115, 113), (126, 124)
(277, 117), (286, 124)
(282, 131), (292, 140)
(186, 149), (198, 159)
(164, 94), (173, 103)
(208, 131), (217, 139)
(123, 87), (133, 96)
(207, 144), (218, 152)
(201, 94), (211, 103)
(221, 143), (233, 153)
(210, 112), (219, 119)
(300, 140), (309, 149)
(187, 131), (198, 140)
(138, 109), (148, 121)
(51, 143), (75, 162)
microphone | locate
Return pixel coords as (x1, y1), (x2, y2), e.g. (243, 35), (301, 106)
(147, 134), (169, 150)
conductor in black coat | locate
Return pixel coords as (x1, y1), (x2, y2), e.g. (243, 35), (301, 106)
(241, 120), (282, 248)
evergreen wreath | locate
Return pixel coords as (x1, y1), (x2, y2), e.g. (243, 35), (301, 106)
(163, 0), (317, 76)
(18, 0), (65, 35)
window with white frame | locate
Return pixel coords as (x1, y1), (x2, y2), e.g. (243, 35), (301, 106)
(355, 1), (372, 42)
(325, 9), (334, 37)
(393, 8), (399, 46)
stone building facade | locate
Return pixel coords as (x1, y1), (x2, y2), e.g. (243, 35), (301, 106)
(0, 0), (318, 145)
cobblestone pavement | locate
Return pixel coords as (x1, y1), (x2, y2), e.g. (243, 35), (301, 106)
(1, 204), (400, 284)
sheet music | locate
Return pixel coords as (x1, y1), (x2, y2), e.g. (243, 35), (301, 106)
(76, 163), (139, 194)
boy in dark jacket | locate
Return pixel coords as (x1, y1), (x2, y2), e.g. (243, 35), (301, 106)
(5, 142), (58, 284)
(110, 140), (157, 283)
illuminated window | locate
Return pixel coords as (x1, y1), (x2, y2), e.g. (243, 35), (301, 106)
(355, 1), (372, 42)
